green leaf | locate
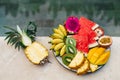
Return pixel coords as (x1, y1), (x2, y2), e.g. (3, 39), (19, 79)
(15, 42), (19, 49)
(4, 22), (38, 50)
(26, 21), (37, 41)
(11, 37), (19, 46)
(4, 26), (17, 32)
(5, 32), (13, 34)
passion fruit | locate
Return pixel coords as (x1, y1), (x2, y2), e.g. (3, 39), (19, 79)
(98, 35), (112, 47)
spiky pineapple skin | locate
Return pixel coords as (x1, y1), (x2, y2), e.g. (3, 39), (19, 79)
(24, 42), (48, 64)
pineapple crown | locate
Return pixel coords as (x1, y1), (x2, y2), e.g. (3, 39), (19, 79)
(4, 22), (37, 50)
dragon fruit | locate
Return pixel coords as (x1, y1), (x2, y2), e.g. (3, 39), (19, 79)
(65, 16), (80, 34)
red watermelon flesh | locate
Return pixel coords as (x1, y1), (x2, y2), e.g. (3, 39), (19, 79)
(79, 16), (98, 30)
(88, 30), (98, 40)
(78, 25), (98, 44)
(73, 34), (89, 53)
(72, 17), (99, 53)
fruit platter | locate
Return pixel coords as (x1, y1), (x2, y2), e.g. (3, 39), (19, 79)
(49, 16), (112, 75)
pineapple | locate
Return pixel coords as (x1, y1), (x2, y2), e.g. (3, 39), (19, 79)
(4, 22), (49, 65)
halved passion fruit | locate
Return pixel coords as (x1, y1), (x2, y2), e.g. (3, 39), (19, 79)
(98, 35), (112, 47)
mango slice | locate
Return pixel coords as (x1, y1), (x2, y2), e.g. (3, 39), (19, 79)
(95, 50), (110, 65)
(87, 47), (98, 60)
(89, 47), (106, 64)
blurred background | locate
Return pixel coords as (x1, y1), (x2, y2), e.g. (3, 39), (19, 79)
(0, 0), (120, 36)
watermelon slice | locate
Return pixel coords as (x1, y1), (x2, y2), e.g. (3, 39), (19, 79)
(72, 17), (99, 53)
(88, 30), (98, 48)
(79, 16), (99, 30)
(73, 34), (89, 53)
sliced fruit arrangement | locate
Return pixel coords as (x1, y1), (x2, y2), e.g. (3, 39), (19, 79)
(4, 22), (49, 65)
(49, 16), (112, 75)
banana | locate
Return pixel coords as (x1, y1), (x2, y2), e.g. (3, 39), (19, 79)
(58, 24), (67, 36)
(53, 28), (64, 36)
(60, 45), (66, 56)
(54, 43), (64, 51)
(50, 44), (56, 50)
(49, 35), (56, 39)
(50, 39), (63, 44)
(52, 33), (64, 39)
(55, 50), (60, 56)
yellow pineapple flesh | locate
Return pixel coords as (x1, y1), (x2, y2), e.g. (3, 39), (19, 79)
(24, 42), (48, 64)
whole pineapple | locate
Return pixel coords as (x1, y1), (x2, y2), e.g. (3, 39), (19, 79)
(4, 22), (49, 64)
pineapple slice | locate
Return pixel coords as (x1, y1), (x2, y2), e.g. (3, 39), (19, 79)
(90, 63), (98, 72)
(25, 42), (48, 64)
(68, 51), (84, 69)
(77, 58), (89, 75)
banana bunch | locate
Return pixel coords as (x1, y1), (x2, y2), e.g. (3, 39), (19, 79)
(49, 24), (67, 56)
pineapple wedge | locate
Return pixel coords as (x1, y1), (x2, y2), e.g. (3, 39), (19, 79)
(25, 42), (48, 64)
(89, 63), (98, 72)
(77, 59), (89, 75)
(68, 51), (84, 69)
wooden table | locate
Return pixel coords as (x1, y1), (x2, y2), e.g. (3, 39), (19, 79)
(0, 37), (119, 80)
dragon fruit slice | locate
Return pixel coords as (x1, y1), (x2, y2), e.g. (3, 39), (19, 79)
(65, 16), (80, 34)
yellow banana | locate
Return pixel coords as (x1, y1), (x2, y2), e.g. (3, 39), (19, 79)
(52, 33), (64, 39)
(54, 43), (64, 51)
(55, 50), (60, 56)
(87, 47), (98, 60)
(50, 44), (56, 50)
(51, 39), (63, 44)
(60, 45), (66, 56)
(49, 35), (56, 39)
(53, 28), (64, 36)
(58, 24), (67, 36)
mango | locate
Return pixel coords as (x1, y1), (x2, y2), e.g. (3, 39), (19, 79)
(87, 47), (98, 60)
(95, 50), (110, 65)
(88, 47), (106, 64)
